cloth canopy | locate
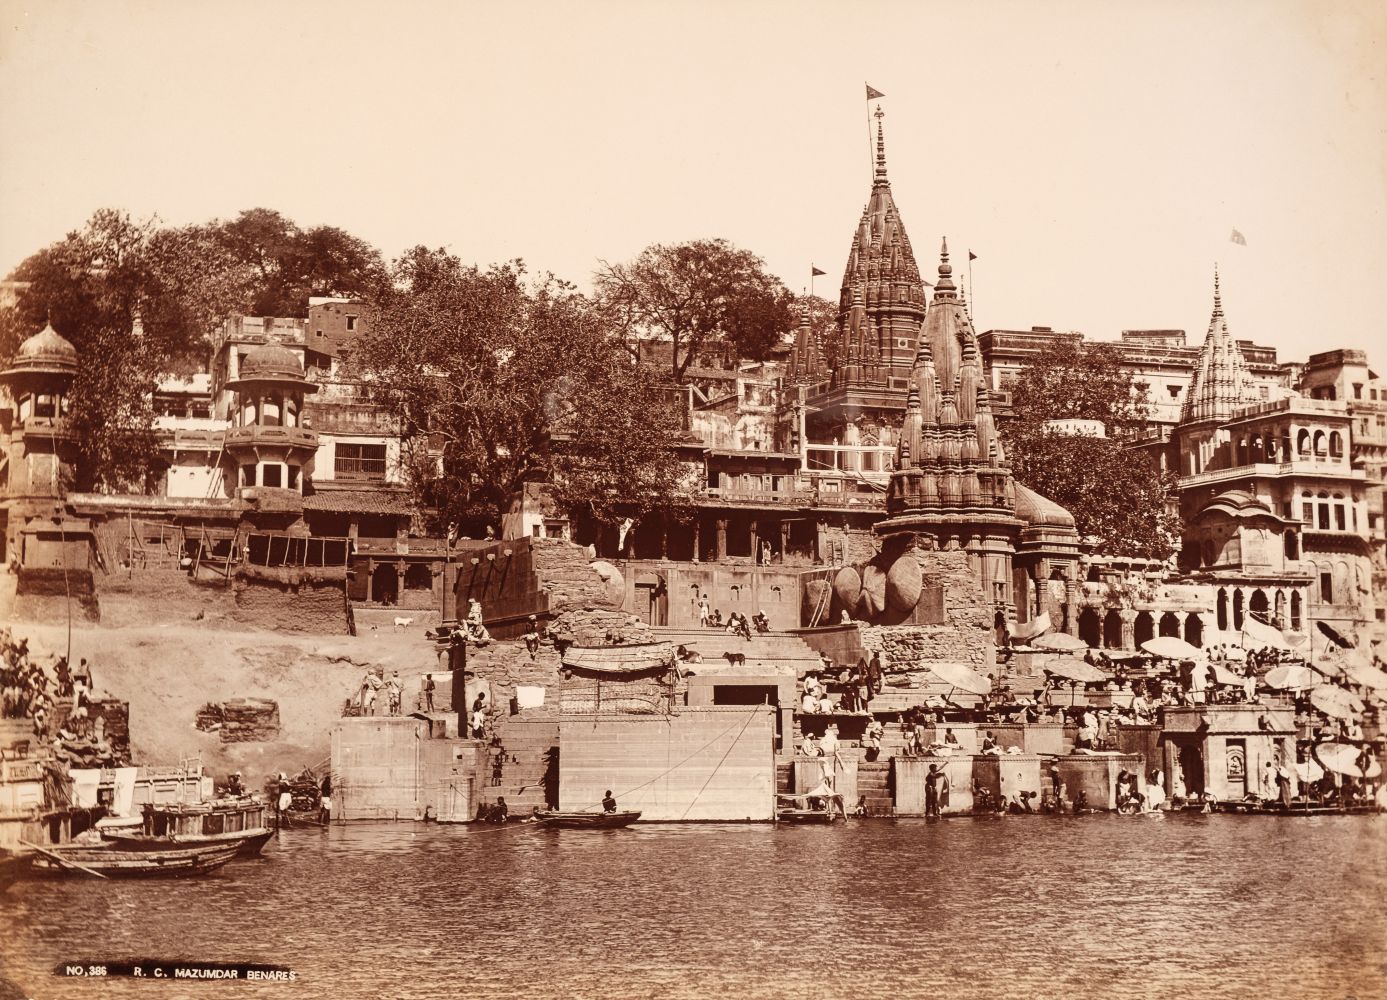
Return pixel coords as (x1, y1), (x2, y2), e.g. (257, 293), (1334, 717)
(1208, 662), (1246, 686)
(561, 642), (674, 675)
(1241, 616), (1292, 651)
(1313, 741), (1366, 777)
(1012, 613), (1051, 643)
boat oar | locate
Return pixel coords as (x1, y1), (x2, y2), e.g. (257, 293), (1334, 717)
(20, 841), (109, 879)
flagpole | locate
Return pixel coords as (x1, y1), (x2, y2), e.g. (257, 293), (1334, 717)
(968, 254), (975, 324)
(865, 87), (875, 178)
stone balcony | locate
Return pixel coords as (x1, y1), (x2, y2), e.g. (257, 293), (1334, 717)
(223, 424), (318, 452)
(1181, 460), (1365, 489)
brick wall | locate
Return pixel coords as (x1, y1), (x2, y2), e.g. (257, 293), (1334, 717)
(559, 705), (776, 820)
(448, 537), (621, 635)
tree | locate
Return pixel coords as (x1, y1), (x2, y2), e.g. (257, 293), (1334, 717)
(594, 239), (795, 382)
(1001, 339), (1181, 559)
(353, 249), (692, 534)
(213, 209), (385, 316)
(3, 210), (256, 490)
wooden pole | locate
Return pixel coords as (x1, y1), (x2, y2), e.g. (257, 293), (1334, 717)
(20, 841), (109, 879)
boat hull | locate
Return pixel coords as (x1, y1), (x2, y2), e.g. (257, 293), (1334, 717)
(537, 811), (642, 828)
(26, 841), (242, 879)
(105, 828), (274, 857)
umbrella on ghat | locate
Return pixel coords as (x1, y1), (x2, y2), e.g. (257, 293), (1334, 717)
(1264, 664), (1320, 690)
(1032, 632), (1089, 653)
(1309, 685), (1363, 720)
(1317, 621), (1354, 649)
(926, 662), (992, 696)
(1043, 659), (1107, 684)
(1011, 613), (1051, 643)
(1344, 660), (1387, 692)
(1313, 742), (1366, 778)
(1208, 661), (1246, 687)
(1141, 636), (1201, 660)
(1242, 616), (1293, 652)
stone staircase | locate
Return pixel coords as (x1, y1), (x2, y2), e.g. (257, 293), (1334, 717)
(484, 715), (558, 816)
(651, 627), (822, 675)
(858, 760), (893, 816)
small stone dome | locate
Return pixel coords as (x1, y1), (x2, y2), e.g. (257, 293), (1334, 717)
(1014, 483), (1076, 529)
(1199, 490), (1277, 520)
(240, 342), (305, 381)
(1, 322), (79, 379)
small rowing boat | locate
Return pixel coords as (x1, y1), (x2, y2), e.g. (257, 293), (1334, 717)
(535, 810), (642, 828)
(776, 792), (843, 824)
(23, 838), (242, 879)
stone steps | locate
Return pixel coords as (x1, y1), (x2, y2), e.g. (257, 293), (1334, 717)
(484, 717), (559, 813)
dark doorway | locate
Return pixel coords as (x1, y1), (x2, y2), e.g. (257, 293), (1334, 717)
(1078, 608), (1101, 649)
(1134, 612), (1155, 649)
(371, 564), (398, 605)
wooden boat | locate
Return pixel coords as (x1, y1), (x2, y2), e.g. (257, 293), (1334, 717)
(776, 792), (843, 824)
(24, 839), (242, 878)
(103, 796), (273, 857)
(535, 810), (642, 828)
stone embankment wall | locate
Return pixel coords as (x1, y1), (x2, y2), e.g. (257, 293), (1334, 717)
(93, 569), (349, 634)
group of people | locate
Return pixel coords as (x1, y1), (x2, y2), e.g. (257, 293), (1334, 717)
(695, 600), (771, 637)
(798, 653), (885, 716)
(357, 668), (404, 716)
(1, 629), (101, 749)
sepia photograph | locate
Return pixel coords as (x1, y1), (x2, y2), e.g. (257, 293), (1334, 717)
(0, 1), (1384, 997)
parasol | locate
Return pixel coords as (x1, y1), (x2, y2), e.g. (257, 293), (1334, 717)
(1312, 742), (1365, 778)
(1263, 665), (1319, 690)
(926, 662), (992, 696)
(1241, 616), (1292, 651)
(1344, 660), (1387, 691)
(1295, 757), (1324, 784)
(1140, 636), (1201, 660)
(1317, 621), (1354, 649)
(1032, 632), (1089, 653)
(1043, 660), (1108, 683)
(1309, 685), (1363, 720)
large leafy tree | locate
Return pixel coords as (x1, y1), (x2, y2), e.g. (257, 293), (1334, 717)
(3, 210), (255, 490)
(1002, 339), (1181, 559)
(353, 249), (692, 533)
(213, 208), (385, 316)
(594, 239), (795, 382)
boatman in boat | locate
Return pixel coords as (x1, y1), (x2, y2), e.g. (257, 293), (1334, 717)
(602, 790), (617, 813)
(227, 771), (244, 796)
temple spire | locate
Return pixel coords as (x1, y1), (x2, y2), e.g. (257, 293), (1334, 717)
(873, 105), (887, 184)
(1212, 263), (1222, 318)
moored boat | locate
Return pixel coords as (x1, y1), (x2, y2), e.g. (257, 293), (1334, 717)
(102, 795), (273, 857)
(23, 838), (242, 878)
(536, 810), (642, 828)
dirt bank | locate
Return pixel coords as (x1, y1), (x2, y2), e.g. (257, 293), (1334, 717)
(10, 619), (443, 787)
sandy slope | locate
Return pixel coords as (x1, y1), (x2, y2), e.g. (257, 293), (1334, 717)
(10, 619), (444, 787)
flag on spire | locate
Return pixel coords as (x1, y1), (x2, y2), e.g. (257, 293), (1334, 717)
(866, 83), (885, 100)
(811, 266), (826, 277)
(1230, 228), (1246, 245)
(968, 251), (978, 261)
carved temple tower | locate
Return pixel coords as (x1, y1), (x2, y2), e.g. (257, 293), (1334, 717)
(793, 107), (928, 472)
(875, 241), (1024, 609)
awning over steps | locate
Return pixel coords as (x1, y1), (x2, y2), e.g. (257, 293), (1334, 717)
(561, 642), (674, 675)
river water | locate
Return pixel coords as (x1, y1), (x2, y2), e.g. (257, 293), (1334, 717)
(2, 815), (1385, 1000)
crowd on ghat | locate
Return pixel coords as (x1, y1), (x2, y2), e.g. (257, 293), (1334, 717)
(0, 627), (121, 766)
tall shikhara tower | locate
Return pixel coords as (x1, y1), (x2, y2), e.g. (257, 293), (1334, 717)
(793, 106), (927, 402)
(877, 241), (1018, 543)
(1181, 268), (1259, 424)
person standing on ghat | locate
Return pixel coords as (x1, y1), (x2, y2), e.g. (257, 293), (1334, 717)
(925, 764), (943, 818)
(423, 674), (436, 712)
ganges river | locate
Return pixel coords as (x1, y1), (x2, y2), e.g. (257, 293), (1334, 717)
(2, 814), (1385, 1000)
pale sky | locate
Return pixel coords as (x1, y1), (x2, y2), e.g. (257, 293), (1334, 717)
(1, 0), (1384, 363)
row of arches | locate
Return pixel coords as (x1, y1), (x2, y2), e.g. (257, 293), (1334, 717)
(1075, 608), (1205, 650)
(1216, 586), (1302, 632)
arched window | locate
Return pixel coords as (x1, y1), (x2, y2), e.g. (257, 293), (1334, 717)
(1103, 609), (1122, 649)
(1329, 431), (1343, 457)
(1184, 614), (1203, 648)
(1290, 591), (1302, 630)
(1313, 430), (1327, 455)
(1217, 588), (1229, 631)
(1159, 612), (1181, 638)
(1134, 612), (1155, 648)
(1233, 589), (1245, 630)
(1297, 429), (1311, 455)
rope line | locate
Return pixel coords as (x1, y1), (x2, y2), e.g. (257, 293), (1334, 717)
(679, 706), (761, 820)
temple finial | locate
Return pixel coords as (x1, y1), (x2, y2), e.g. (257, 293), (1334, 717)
(874, 105), (887, 182)
(1212, 264), (1222, 318)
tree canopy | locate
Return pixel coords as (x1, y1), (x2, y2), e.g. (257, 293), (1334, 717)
(214, 208), (386, 316)
(2, 210), (255, 490)
(594, 239), (795, 382)
(1001, 339), (1181, 559)
(352, 249), (692, 534)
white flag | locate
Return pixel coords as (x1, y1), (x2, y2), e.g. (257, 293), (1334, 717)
(1230, 228), (1247, 246)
